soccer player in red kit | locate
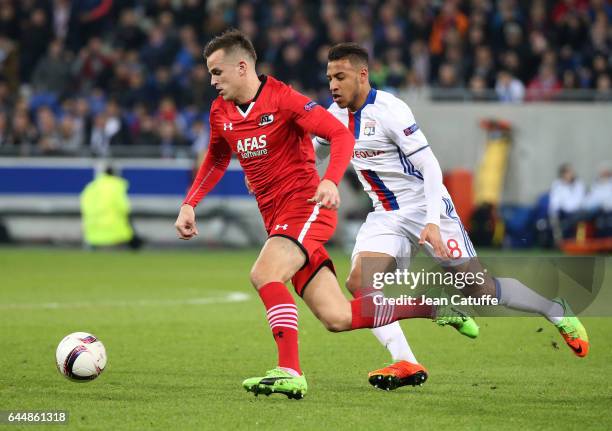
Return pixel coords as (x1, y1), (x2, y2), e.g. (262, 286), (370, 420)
(175, 30), (474, 399)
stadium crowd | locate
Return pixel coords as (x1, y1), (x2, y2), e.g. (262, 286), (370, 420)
(0, 0), (610, 157)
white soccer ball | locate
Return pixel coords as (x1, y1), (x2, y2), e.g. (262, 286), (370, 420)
(55, 332), (107, 382)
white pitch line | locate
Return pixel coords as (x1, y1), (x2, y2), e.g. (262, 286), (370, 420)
(0, 291), (251, 310)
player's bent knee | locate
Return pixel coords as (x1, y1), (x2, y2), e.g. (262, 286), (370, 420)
(322, 318), (349, 332)
(320, 310), (352, 332)
(249, 267), (272, 290)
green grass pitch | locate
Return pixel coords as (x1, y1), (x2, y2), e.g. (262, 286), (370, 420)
(1, 248), (611, 430)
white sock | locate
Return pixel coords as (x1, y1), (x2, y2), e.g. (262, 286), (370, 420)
(371, 322), (418, 363)
(495, 277), (564, 324)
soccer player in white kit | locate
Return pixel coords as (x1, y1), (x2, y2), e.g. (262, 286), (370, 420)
(315, 43), (590, 391)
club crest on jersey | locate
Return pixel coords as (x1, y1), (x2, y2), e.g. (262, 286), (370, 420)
(364, 121), (376, 136)
(258, 114), (274, 126)
(304, 101), (317, 111)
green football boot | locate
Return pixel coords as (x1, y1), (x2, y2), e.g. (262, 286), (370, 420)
(242, 368), (307, 400)
(434, 303), (480, 339)
(552, 297), (589, 357)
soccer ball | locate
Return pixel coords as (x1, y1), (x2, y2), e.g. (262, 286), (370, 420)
(55, 332), (107, 382)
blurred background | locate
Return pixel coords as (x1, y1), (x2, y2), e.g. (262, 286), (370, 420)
(0, 0), (610, 253)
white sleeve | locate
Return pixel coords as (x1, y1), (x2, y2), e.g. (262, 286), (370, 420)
(382, 98), (430, 156)
(409, 147), (443, 226)
(312, 136), (330, 166)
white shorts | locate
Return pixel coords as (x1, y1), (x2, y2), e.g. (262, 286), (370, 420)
(351, 197), (477, 268)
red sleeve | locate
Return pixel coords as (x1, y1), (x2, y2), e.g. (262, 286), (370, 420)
(87, 0), (113, 20)
(182, 115), (232, 208)
(280, 87), (355, 185)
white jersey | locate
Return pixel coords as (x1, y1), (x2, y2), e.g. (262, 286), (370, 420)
(316, 88), (451, 214)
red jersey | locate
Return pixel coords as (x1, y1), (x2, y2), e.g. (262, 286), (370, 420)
(183, 76), (354, 227)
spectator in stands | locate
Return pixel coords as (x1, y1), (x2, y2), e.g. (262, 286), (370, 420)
(57, 115), (82, 155)
(36, 106), (62, 155)
(429, 0), (469, 57)
(19, 8), (53, 83)
(0, 1), (19, 41)
(113, 8), (147, 52)
(468, 74), (489, 100)
(409, 39), (430, 86)
(104, 99), (131, 147)
(595, 73), (612, 102)
(8, 109), (38, 156)
(176, 0), (206, 30)
(527, 64), (562, 101)
(71, 97), (93, 149)
(151, 66), (183, 106)
(31, 39), (73, 97)
(52, 0), (72, 42)
(89, 112), (111, 157)
(158, 120), (185, 159)
(584, 162), (612, 237)
(437, 62), (461, 89)
(188, 117), (208, 157)
(561, 69), (579, 92)
(496, 68), (526, 102)
(134, 112), (161, 148)
(469, 45), (497, 87)
(549, 163), (587, 242)
(0, 109), (8, 149)
(66, 0), (114, 53)
(120, 68), (149, 109)
(173, 25), (201, 86)
(80, 165), (142, 250)
(0, 79), (13, 113)
(73, 36), (114, 92)
(140, 24), (177, 72)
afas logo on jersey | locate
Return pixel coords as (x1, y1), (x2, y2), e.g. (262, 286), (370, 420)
(237, 135), (267, 159)
(258, 114), (274, 126)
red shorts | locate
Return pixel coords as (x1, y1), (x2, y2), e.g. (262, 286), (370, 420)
(267, 199), (337, 296)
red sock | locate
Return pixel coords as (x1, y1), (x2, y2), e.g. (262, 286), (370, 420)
(350, 290), (435, 329)
(258, 281), (301, 375)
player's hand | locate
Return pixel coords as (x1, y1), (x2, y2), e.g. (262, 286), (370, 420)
(175, 204), (199, 240)
(308, 179), (340, 210)
(419, 223), (451, 259)
(244, 176), (254, 195)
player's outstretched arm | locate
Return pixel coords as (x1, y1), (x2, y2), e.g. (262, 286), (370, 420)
(177, 120), (232, 239)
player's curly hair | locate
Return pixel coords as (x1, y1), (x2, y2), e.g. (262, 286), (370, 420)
(328, 43), (369, 67)
(204, 29), (257, 62)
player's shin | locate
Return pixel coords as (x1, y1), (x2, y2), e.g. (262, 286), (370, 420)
(350, 291), (434, 330)
(494, 277), (564, 324)
(258, 281), (301, 375)
(349, 289), (418, 362)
